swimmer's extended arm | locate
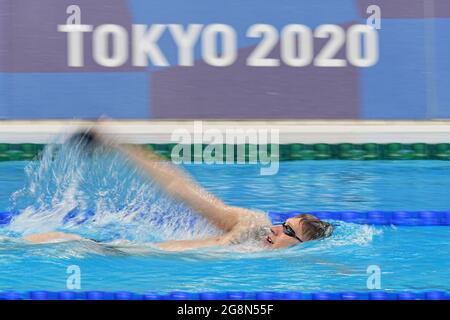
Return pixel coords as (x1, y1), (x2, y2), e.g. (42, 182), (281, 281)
(155, 236), (229, 251)
(24, 231), (232, 251)
(24, 232), (83, 243)
(110, 143), (241, 232)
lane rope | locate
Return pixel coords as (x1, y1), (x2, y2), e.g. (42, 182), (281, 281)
(2, 211), (449, 226)
(0, 290), (448, 300)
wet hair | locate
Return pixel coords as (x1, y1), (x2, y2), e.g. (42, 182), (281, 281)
(295, 214), (333, 241)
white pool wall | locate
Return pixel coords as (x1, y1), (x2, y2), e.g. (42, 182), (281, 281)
(1, 120), (450, 144)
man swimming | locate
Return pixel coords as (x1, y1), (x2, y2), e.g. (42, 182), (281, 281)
(24, 130), (333, 251)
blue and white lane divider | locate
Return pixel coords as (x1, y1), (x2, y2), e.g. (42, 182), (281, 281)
(0, 291), (448, 300)
(1, 211), (450, 227)
(269, 211), (450, 226)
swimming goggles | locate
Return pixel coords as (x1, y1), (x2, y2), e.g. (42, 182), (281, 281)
(282, 222), (303, 243)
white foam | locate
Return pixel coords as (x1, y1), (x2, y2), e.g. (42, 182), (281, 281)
(7, 139), (219, 243)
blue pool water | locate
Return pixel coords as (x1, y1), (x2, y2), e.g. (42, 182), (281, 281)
(0, 144), (449, 293)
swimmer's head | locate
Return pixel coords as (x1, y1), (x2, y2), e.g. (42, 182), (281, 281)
(265, 214), (333, 249)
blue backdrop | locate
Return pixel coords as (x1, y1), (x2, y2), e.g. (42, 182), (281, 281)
(0, 0), (449, 119)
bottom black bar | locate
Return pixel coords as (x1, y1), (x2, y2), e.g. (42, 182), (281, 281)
(1, 300), (448, 319)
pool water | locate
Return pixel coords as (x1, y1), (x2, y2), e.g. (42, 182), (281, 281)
(0, 144), (449, 293)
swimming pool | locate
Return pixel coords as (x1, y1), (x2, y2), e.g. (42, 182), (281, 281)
(0, 145), (449, 297)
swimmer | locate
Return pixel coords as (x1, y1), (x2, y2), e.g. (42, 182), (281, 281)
(24, 130), (333, 251)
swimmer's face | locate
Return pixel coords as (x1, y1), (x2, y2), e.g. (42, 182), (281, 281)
(265, 217), (305, 249)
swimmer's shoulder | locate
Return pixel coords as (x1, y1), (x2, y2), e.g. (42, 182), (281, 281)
(232, 207), (271, 227)
(222, 209), (271, 245)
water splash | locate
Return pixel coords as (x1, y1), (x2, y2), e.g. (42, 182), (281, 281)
(7, 138), (219, 243)
(3, 136), (379, 259)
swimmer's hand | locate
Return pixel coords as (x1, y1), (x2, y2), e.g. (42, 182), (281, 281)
(67, 128), (122, 155)
(67, 129), (104, 155)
